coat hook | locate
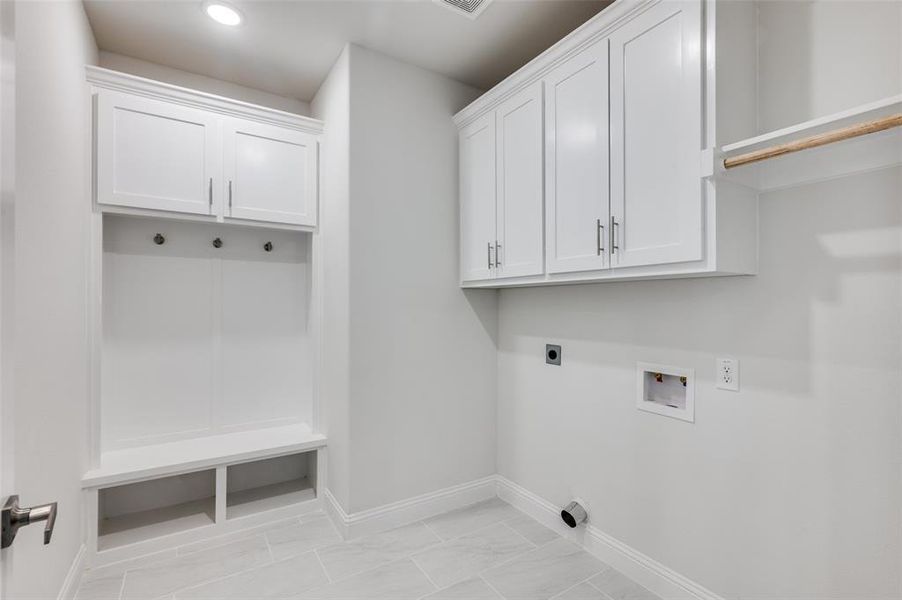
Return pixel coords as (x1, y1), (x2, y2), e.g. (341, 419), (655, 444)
(263, 242), (273, 252)
(153, 233), (165, 245)
(212, 237), (223, 249)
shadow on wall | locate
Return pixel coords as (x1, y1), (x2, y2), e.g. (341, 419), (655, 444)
(498, 166), (902, 396)
(463, 288), (500, 347)
(758, 0), (902, 131)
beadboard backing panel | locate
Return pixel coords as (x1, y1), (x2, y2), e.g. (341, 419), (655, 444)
(101, 216), (313, 451)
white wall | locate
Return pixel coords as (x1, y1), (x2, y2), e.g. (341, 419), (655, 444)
(5, 1), (97, 598)
(757, 0), (902, 131)
(101, 217), (312, 451)
(314, 44), (498, 515)
(99, 51), (310, 116)
(311, 47), (352, 511)
(496, 2), (902, 599)
(346, 45), (496, 512)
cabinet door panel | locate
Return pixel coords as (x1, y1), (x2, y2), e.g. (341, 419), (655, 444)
(496, 82), (544, 279)
(610, 0), (703, 268)
(96, 90), (219, 215)
(224, 119), (318, 227)
(545, 40), (610, 274)
(460, 113), (497, 282)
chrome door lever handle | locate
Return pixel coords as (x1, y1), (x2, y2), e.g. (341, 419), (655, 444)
(1, 495), (58, 548)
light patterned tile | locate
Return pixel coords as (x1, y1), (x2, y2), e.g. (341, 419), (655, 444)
(412, 522), (534, 588)
(482, 538), (606, 600)
(178, 518), (301, 556)
(589, 568), (660, 600)
(423, 498), (520, 541)
(82, 550), (177, 582)
(300, 559), (435, 599)
(75, 574), (124, 600)
(423, 577), (502, 599)
(316, 522), (440, 581)
(174, 552), (328, 599)
(265, 515), (342, 560)
(503, 514), (559, 546)
(551, 581), (608, 600)
(121, 536), (271, 600)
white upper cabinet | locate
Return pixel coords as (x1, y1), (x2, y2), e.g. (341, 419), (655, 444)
(544, 40), (610, 274)
(96, 91), (220, 216)
(223, 119), (318, 227)
(459, 112), (497, 282)
(495, 83), (544, 279)
(454, 0), (757, 287)
(610, 0), (703, 268)
(89, 68), (323, 228)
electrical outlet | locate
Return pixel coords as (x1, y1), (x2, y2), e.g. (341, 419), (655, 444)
(716, 358), (739, 391)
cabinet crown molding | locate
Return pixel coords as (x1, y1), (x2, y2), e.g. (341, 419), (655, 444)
(86, 65), (324, 135)
(452, 0), (657, 130)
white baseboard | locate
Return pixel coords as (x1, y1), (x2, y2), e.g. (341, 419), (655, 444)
(57, 543), (87, 600)
(323, 476), (497, 539)
(495, 476), (725, 600)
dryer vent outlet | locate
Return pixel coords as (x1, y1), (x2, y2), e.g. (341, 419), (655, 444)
(561, 501), (588, 528)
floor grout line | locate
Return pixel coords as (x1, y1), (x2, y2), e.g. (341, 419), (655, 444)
(480, 574), (508, 600)
(312, 548), (333, 584)
(116, 572), (127, 600)
(586, 576), (618, 600)
(498, 519), (539, 549)
(419, 518), (445, 542)
(548, 571), (604, 600)
(262, 531), (275, 563)
(409, 554), (442, 594)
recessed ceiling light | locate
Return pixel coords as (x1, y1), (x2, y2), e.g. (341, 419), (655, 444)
(203, 1), (243, 26)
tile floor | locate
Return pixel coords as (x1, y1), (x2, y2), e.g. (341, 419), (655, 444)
(75, 498), (661, 600)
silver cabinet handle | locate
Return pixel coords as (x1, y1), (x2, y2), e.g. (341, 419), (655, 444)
(611, 216), (620, 253)
(208, 177), (213, 208)
(596, 219), (604, 256)
(2, 495), (57, 548)
(495, 241), (501, 267)
(487, 242), (493, 269)
(228, 180), (233, 211)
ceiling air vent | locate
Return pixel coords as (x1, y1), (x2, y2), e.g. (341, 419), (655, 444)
(435, 0), (494, 19)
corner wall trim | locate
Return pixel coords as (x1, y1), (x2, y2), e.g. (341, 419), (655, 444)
(57, 543), (87, 600)
(323, 476), (497, 539)
(495, 476), (725, 600)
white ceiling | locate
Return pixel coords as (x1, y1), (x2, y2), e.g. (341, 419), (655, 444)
(82, 0), (610, 101)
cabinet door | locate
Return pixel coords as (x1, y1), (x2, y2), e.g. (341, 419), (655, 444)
(96, 90), (219, 215)
(610, 0), (703, 268)
(223, 119), (318, 227)
(495, 82), (544, 279)
(459, 112), (497, 282)
(544, 40), (610, 274)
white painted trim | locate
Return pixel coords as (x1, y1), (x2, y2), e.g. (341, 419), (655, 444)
(452, 0), (658, 128)
(321, 488), (351, 539)
(56, 543), (87, 600)
(323, 476), (497, 539)
(495, 476), (725, 600)
(85, 66), (323, 135)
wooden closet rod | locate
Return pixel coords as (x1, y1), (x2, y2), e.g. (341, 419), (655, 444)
(723, 112), (902, 170)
